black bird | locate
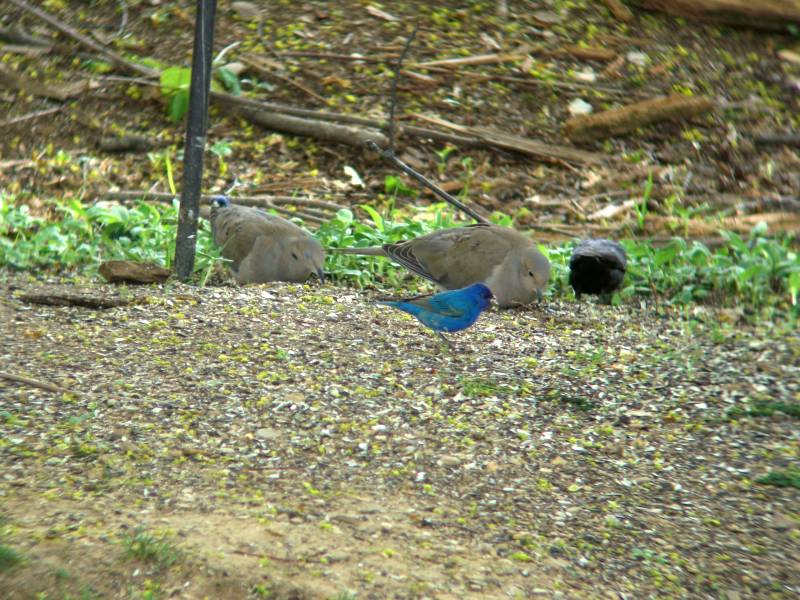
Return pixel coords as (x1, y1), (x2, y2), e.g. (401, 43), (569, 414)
(569, 239), (627, 298)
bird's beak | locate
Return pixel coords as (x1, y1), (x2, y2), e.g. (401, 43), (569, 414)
(536, 289), (543, 302)
(316, 266), (326, 283)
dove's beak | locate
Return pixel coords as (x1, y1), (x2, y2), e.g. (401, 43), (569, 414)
(316, 266), (326, 283)
(536, 289), (543, 302)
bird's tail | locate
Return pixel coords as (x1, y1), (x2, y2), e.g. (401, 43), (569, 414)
(329, 247), (386, 256)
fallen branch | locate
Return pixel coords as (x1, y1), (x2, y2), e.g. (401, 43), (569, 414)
(410, 51), (528, 69)
(274, 50), (399, 63)
(0, 106), (63, 127)
(0, 371), (75, 395)
(459, 72), (628, 96)
(18, 292), (138, 309)
(636, 0), (800, 31)
(563, 94), (715, 142)
(7, 0), (157, 77)
(412, 113), (606, 166)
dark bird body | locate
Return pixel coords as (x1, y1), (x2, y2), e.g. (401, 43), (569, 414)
(378, 282), (493, 342)
(209, 197), (325, 284)
(569, 239), (627, 297)
(338, 224), (550, 308)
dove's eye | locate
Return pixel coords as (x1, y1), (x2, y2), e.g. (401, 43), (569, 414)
(291, 252), (299, 260)
(528, 271), (534, 277)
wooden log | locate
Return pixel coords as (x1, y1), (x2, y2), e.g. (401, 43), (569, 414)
(563, 94), (714, 142)
(228, 107), (388, 150)
(635, 0), (800, 30)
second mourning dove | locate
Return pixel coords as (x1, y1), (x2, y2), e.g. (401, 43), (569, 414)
(209, 197), (325, 284)
(339, 224), (550, 308)
(569, 239), (627, 298)
(378, 283), (494, 344)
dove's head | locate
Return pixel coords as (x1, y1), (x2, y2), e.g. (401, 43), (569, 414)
(491, 246), (551, 307)
(286, 237), (326, 282)
(516, 246), (551, 303)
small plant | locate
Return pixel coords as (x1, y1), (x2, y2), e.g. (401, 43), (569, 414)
(121, 527), (183, 568)
(634, 172), (653, 231)
(159, 66), (191, 122)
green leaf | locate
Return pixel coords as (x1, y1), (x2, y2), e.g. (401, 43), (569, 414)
(168, 90), (189, 122)
(160, 66), (192, 97)
(360, 205), (384, 232)
(215, 67), (241, 95)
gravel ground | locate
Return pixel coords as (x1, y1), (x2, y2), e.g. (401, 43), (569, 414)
(1, 274), (798, 599)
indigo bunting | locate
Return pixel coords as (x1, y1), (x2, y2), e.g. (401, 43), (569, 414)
(569, 239), (627, 298)
(336, 223), (550, 308)
(210, 197), (325, 284)
(378, 282), (493, 343)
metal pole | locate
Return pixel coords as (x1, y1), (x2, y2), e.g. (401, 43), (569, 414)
(174, 0), (217, 281)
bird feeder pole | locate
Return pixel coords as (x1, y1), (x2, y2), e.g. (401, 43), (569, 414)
(174, 0), (217, 281)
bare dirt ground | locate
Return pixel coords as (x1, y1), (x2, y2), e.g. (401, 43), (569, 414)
(1, 274), (798, 599)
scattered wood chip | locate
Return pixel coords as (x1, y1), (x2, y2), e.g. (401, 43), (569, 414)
(556, 45), (617, 62)
(563, 94), (715, 142)
(588, 199), (636, 221)
(366, 5), (398, 21)
(99, 260), (172, 284)
(602, 0), (635, 22)
(777, 49), (800, 65)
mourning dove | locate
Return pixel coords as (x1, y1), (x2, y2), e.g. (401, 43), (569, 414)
(209, 197), (325, 284)
(569, 239), (627, 298)
(338, 224), (550, 308)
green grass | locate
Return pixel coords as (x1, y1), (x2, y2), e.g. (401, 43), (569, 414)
(727, 402), (800, 420)
(1, 193), (798, 317)
(121, 527), (183, 568)
(755, 469), (800, 490)
(0, 543), (24, 571)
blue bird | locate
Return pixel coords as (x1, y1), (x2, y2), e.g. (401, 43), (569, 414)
(377, 283), (494, 344)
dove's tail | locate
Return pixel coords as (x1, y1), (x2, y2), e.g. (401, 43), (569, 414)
(330, 247), (386, 256)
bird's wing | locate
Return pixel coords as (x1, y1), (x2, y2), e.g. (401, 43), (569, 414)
(407, 289), (470, 318)
(423, 226), (516, 288)
(383, 225), (515, 288)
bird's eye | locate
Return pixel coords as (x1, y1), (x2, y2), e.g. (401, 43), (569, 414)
(528, 271), (534, 277)
(291, 252), (299, 260)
